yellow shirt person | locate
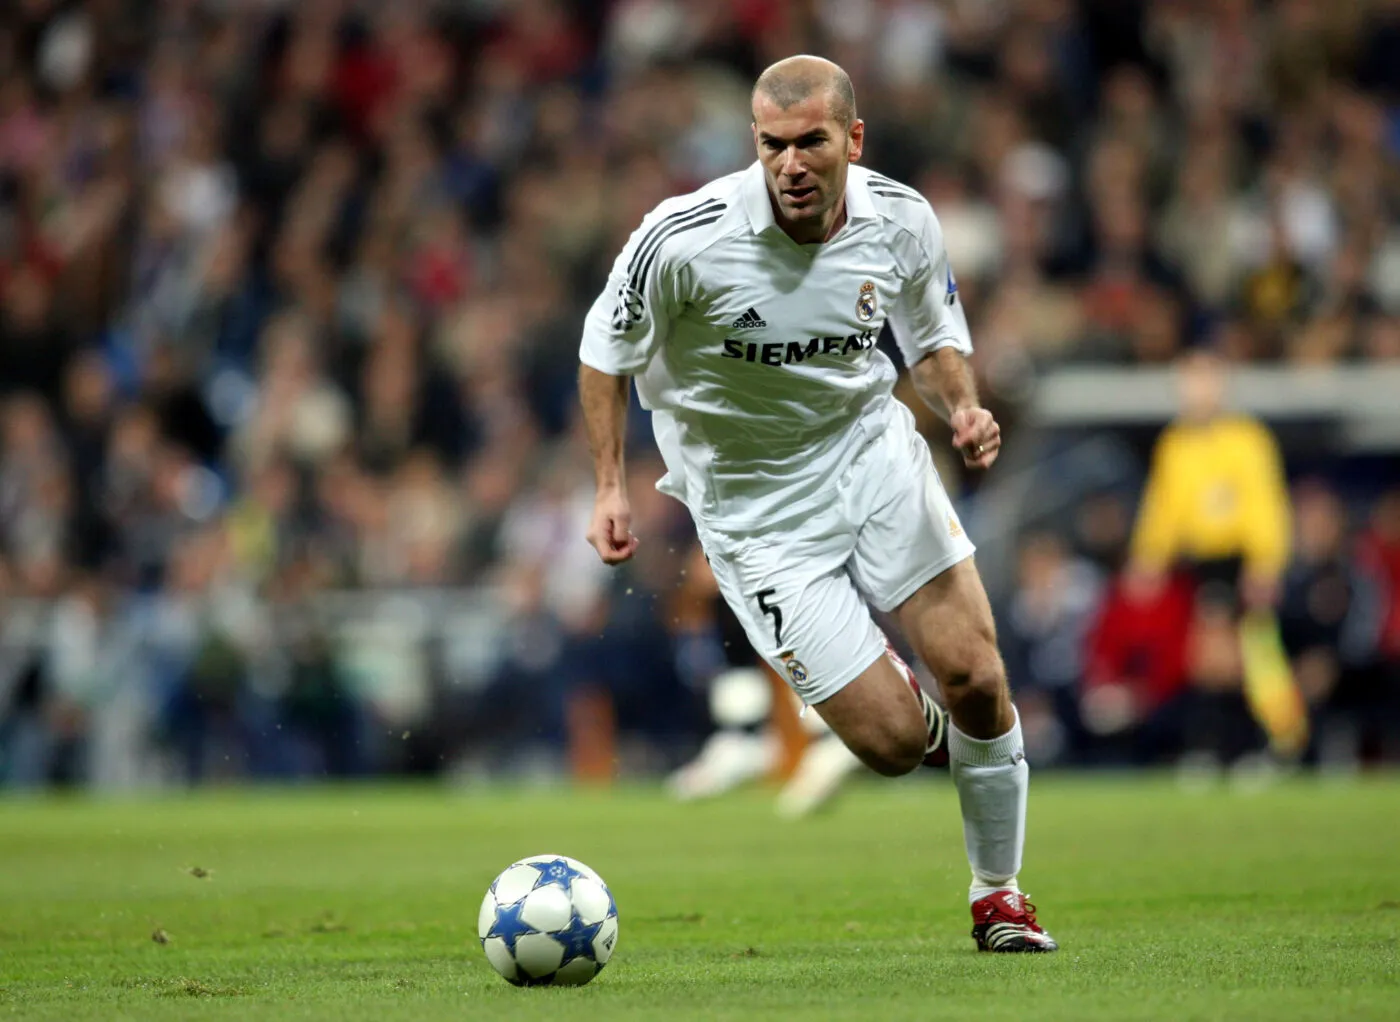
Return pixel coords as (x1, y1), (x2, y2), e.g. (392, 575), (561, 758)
(1131, 413), (1291, 589)
(1129, 350), (1304, 756)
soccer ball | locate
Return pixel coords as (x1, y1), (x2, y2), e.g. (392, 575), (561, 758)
(477, 854), (619, 986)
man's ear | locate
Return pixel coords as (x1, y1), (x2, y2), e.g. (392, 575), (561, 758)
(849, 118), (865, 162)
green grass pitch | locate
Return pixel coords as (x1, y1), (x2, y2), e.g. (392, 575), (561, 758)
(2, 775), (1398, 1021)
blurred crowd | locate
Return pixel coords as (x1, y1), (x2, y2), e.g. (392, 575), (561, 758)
(0, 0), (1397, 787)
(1000, 429), (1400, 773)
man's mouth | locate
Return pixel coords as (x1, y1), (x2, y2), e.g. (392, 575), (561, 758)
(784, 186), (817, 204)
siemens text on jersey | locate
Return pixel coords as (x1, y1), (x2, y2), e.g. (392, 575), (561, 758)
(721, 330), (880, 366)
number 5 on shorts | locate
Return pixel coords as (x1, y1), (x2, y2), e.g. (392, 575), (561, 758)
(755, 588), (783, 647)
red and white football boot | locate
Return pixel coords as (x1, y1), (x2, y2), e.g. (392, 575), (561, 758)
(971, 890), (1059, 952)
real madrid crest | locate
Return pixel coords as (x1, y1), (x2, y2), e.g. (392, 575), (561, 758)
(856, 280), (877, 323)
(780, 651), (809, 686)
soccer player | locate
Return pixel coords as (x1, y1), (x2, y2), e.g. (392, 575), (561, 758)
(577, 55), (1057, 953)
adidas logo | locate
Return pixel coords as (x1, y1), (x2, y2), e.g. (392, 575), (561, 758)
(731, 307), (766, 329)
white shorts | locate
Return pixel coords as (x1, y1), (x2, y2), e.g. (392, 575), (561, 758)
(697, 403), (976, 706)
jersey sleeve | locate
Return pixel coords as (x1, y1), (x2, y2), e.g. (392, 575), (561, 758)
(1129, 425), (1187, 573)
(1237, 420), (1292, 582)
(578, 209), (688, 376)
(887, 202), (973, 366)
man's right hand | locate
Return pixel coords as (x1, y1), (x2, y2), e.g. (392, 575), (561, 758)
(587, 488), (639, 565)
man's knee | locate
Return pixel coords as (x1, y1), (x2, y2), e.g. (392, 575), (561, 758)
(849, 717), (926, 777)
(940, 652), (1008, 717)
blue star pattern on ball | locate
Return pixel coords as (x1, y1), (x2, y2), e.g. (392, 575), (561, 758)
(486, 899), (536, 955)
(527, 857), (587, 895)
(552, 909), (605, 968)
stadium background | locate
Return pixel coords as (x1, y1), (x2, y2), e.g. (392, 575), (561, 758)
(0, 0), (1397, 790)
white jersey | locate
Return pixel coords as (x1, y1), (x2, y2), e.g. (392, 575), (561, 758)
(579, 161), (972, 531)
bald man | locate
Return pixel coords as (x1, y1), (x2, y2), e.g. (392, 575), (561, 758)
(578, 55), (1057, 952)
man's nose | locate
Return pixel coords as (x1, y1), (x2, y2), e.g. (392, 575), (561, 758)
(781, 147), (806, 178)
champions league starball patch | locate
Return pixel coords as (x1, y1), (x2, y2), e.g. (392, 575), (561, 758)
(856, 280), (877, 322)
(611, 282), (646, 330)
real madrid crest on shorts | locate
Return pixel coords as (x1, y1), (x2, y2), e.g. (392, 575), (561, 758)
(780, 651), (809, 686)
(856, 280), (877, 323)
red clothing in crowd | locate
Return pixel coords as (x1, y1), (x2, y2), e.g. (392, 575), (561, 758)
(1084, 571), (1195, 712)
(1358, 527), (1400, 660)
(334, 44), (398, 141)
(482, 4), (588, 84)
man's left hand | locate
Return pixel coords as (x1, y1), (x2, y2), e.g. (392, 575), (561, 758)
(950, 407), (1001, 470)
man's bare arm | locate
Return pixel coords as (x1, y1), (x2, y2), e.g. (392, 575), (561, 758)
(909, 347), (978, 421)
(579, 364), (629, 490)
(579, 364), (639, 563)
(908, 348), (1001, 470)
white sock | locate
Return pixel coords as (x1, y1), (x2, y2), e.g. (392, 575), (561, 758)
(949, 707), (1028, 904)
